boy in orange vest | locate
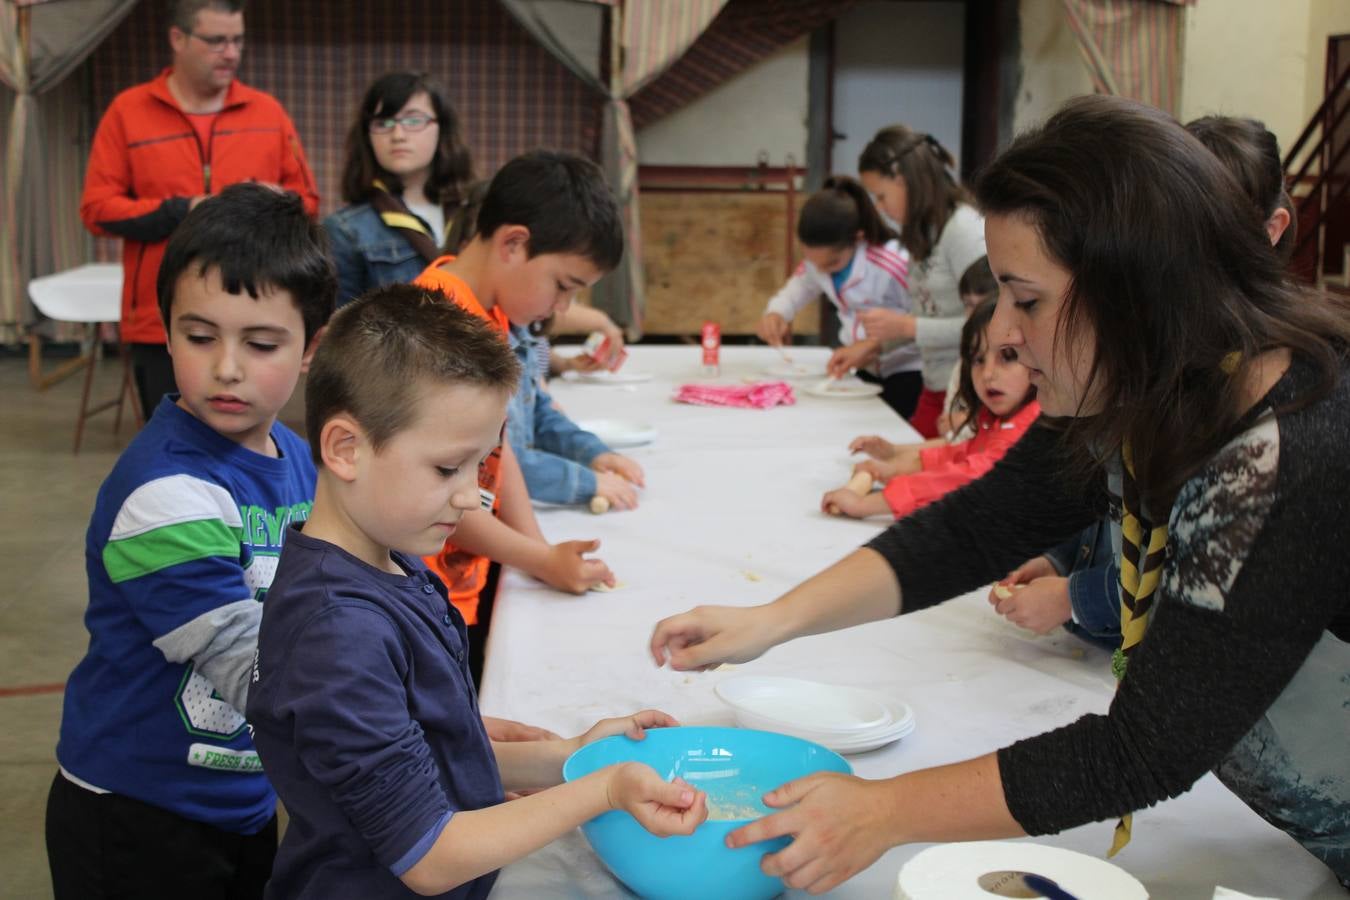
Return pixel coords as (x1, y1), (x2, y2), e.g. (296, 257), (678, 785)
(413, 151), (620, 674)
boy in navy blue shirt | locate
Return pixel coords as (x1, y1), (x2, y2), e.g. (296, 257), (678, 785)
(47, 183), (336, 899)
(247, 285), (706, 899)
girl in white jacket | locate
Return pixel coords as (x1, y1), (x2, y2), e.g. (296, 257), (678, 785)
(758, 176), (923, 417)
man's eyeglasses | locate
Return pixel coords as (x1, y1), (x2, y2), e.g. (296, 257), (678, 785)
(369, 114), (438, 135)
(187, 31), (245, 53)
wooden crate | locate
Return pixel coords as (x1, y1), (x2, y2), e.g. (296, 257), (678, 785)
(640, 190), (818, 337)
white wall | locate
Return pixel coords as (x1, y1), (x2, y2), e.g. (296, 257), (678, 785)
(831, 1), (965, 175)
(1180, 0), (1312, 156)
(636, 38), (810, 167)
(1305, 0), (1350, 125)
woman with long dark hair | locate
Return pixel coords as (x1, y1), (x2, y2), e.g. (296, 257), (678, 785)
(650, 96), (1350, 890)
(324, 72), (477, 307)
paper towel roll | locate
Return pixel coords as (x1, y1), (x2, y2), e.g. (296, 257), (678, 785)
(894, 841), (1148, 900)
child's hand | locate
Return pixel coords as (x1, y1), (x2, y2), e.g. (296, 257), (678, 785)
(554, 352), (605, 375)
(757, 312), (790, 346)
(595, 321), (626, 367)
(855, 447), (922, 482)
(592, 451), (645, 487)
(989, 576), (1072, 634)
(857, 308), (916, 342)
(849, 434), (897, 460)
(853, 459), (900, 482)
(820, 487), (872, 518)
(483, 715), (562, 742)
(541, 539), (614, 593)
(607, 765), (708, 837)
(998, 554), (1059, 587)
(592, 471), (639, 511)
(827, 340), (879, 378)
(578, 708), (680, 748)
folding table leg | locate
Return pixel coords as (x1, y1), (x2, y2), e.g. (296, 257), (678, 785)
(72, 324), (98, 454)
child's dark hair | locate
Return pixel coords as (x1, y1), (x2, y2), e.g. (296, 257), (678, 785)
(340, 72), (475, 209)
(858, 125), (970, 263)
(796, 175), (896, 248)
(957, 255), (996, 300)
(305, 283), (521, 462)
(951, 296), (1033, 425)
(475, 150), (623, 272)
(1184, 115), (1296, 262)
(156, 183), (336, 344)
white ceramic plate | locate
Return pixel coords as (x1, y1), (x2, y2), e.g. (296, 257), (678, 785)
(716, 676), (893, 732)
(804, 378), (883, 400)
(733, 706), (915, 755)
(762, 361), (824, 380)
(574, 370), (654, 385)
(574, 418), (658, 448)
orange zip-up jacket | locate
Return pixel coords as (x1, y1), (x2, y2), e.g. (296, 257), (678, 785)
(80, 69), (320, 345)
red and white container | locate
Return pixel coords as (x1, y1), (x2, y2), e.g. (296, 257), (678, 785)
(700, 321), (721, 376)
(583, 330), (628, 372)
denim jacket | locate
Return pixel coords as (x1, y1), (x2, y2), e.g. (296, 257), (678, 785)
(323, 203), (430, 307)
(506, 326), (609, 505)
(1044, 518), (1120, 649)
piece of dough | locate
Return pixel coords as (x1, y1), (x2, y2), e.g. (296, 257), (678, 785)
(589, 495), (610, 514)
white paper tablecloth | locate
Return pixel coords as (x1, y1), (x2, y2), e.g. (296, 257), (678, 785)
(480, 346), (1341, 899)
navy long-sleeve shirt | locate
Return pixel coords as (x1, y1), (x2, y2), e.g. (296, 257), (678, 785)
(247, 527), (504, 899)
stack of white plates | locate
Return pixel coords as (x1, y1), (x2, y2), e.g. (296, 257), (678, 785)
(714, 675), (915, 755)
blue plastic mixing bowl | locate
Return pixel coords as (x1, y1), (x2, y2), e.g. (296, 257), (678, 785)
(562, 726), (852, 900)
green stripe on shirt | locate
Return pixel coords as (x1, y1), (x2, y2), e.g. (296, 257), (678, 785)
(104, 517), (244, 583)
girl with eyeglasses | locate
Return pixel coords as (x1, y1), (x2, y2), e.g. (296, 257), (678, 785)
(855, 125), (988, 438)
(325, 72), (478, 307)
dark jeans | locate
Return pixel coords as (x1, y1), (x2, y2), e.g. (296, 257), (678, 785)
(130, 342), (177, 417)
(858, 369), (923, 419)
(46, 771), (277, 900)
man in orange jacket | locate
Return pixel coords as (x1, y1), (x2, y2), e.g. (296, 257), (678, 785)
(81, 0), (320, 416)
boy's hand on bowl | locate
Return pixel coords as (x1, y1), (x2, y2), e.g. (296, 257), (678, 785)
(577, 709), (680, 750)
(541, 539), (614, 593)
(608, 766), (708, 837)
(727, 772), (899, 894)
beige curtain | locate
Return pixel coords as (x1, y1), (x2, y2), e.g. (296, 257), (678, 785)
(1060, 0), (1193, 115)
(0, 0), (139, 341)
(502, 0), (729, 332)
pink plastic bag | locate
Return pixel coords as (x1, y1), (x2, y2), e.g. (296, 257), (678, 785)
(673, 381), (796, 409)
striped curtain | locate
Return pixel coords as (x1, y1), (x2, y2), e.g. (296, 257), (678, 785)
(1060, 0), (1194, 115)
(0, 0), (136, 344)
(505, 0), (729, 332)
(629, 0), (858, 131)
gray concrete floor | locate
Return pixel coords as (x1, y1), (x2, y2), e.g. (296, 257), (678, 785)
(0, 352), (134, 899)
(0, 351), (309, 900)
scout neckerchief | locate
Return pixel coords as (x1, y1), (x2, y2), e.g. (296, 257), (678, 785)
(370, 179), (440, 264)
(1108, 351), (1241, 857)
(1108, 440), (1168, 857)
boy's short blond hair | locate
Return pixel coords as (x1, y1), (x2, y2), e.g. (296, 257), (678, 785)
(305, 283), (520, 462)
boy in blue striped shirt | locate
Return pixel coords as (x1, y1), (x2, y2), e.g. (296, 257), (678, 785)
(47, 182), (335, 899)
